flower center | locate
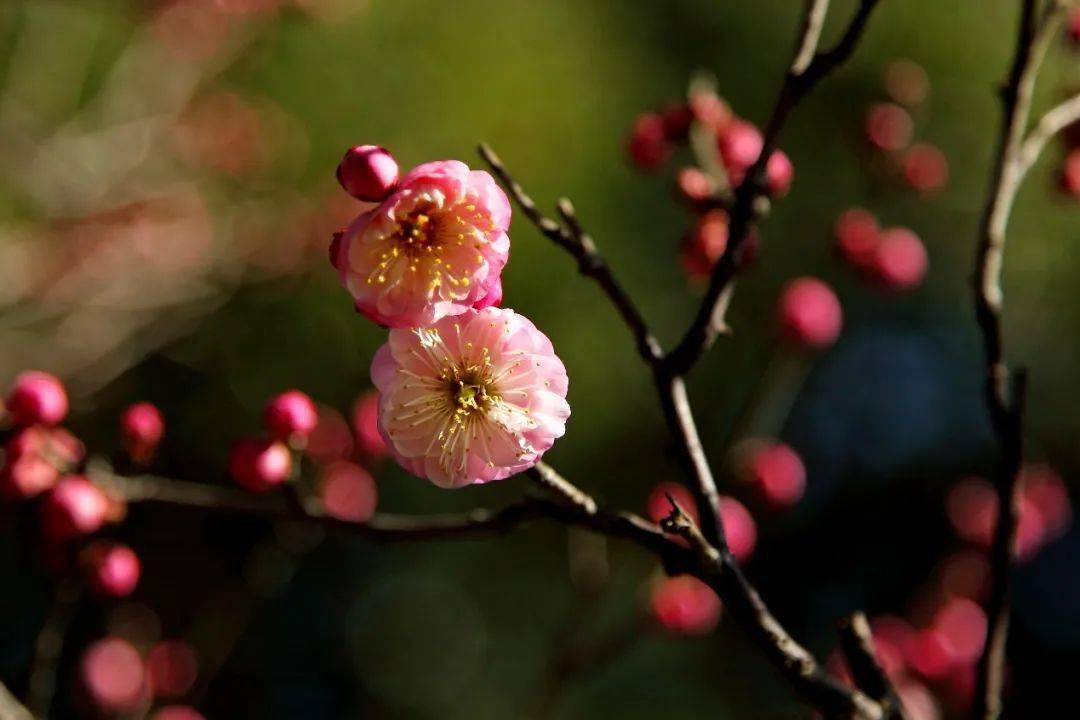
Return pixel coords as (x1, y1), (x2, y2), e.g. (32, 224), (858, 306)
(398, 212), (435, 255)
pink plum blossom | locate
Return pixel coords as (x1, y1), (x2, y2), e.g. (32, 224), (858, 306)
(330, 160), (511, 328)
(371, 307), (570, 488)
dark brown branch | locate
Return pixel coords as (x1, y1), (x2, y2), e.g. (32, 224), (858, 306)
(837, 612), (910, 720)
(664, 0), (881, 376)
(971, 2), (1066, 719)
(660, 502), (884, 720)
(0, 682), (33, 720)
(88, 464), (676, 557)
(477, 142), (663, 366)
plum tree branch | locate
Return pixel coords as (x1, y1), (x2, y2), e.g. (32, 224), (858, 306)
(476, 2), (886, 716)
(837, 612), (910, 720)
(664, 0), (881, 376)
(970, 2), (1069, 719)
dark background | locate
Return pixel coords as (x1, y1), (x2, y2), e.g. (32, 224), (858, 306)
(0, 0), (1078, 717)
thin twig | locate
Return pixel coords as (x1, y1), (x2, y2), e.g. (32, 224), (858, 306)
(665, 0), (881, 376)
(1016, 91), (1080, 175)
(970, 2), (1068, 719)
(837, 612), (910, 720)
(478, 143), (663, 366)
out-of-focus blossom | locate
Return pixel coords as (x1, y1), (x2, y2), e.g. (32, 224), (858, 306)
(152, 707), (206, 720)
(675, 167), (717, 205)
(319, 460), (378, 522)
(884, 59), (930, 108)
(689, 90), (732, 131)
(80, 540), (142, 598)
(777, 277), (843, 349)
(1, 426), (84, 499)
(331, 160), (511, 328)
(931, 596), (987, 665)
(626, 113), (670, 170)
(41, 475), (110, 541)
(719, 496), (757, 563)
(371, 307), (570, 488)
(902, 143), (949, 192)
(745, 440), (806, 507)
(650, 575), (721, 635)
(1061, 148), (1080, 198)
(80, 637), (147, 713)
(6, 370), (68, 426)
(305, 404), (355, 464)
(718, 119), (763, 186)
(264, 390), (318, 444)
(121, 402), (165, 464)
(766, 150), (794, 197)
(865, 102), (913, 152)
(681, 209), (728, 279)
(873, 227), (928, 290)
(229, 438), (292, 492)
(146, 640), (199, 699)
(835, 207), (881, 270)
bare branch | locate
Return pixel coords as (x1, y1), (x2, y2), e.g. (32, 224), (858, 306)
(665, 0), (881, 376)
(1017, 91), (1080, 175)
(477, 142), (663, 365)
(970, 2), (1067, 719)
(838, 612), (911, 720)
(26, 579), (81, 719)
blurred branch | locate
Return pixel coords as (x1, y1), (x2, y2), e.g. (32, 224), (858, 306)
(1017, 91), (1080, 174)
(970, 2), (1067, 719)
(25, 579), (81, 719)
(87, 463), (674, 554)
(664, 0), (881, 376)
(837, 613), (910, 720)
(0, 682), (33, 720)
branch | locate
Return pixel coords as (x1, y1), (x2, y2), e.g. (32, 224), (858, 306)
(477, 142), (663, 366)
(0, 682), (33, 720)
(665, 0), (881, 376)
(970, 2), (1066, 719)
(837, 612), (910, 720)
(659, 502), (884, 720)
(1017, 91), (1080, 175)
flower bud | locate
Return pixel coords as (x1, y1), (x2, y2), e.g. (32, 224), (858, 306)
(777, 277), (843, 349)
(626, 113), (670, 170)
(835, 208), (880, 269)
(81, 638), (146, 713)
(718, 119), (763, 186)
(650, 575), (721, 635)
(152, 707), (205, 720)
(229, 438), (291, 492)
(80, 540), (141, 598)
(660, 103), (693, 140)
(719, 496), (757, 562)
(883, 58), (929, 108)
(41, 476), (109, 541)
(681, 209), (729, 279)
(121, 402), (165, 463)
(1060, 148), (1080, 198)
(689, 90), (732, 131)
(263, 390), (318, 443)
(146, 640), (199, 699)
(336, 145), (399, 202)
(746, 441), (806, 508)
(675, 167), (716, 205)
(902, 143), (948, 192)
(873, 227), (928, 290)
(6, 370), (68, 426)
(320, 461), (378, 522)
(766, 150), (794, 197)
(865, 102), (913, 152)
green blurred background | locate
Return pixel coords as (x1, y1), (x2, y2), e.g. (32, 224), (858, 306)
(1, 0), (1079, 717)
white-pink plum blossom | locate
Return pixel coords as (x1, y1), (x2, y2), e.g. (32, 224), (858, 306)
(330, 160), (510, 328)
(371, 307), (570, 488)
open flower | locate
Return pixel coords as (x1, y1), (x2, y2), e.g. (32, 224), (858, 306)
(371, 307), (570, 488)
(330, 160), (511, 328)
